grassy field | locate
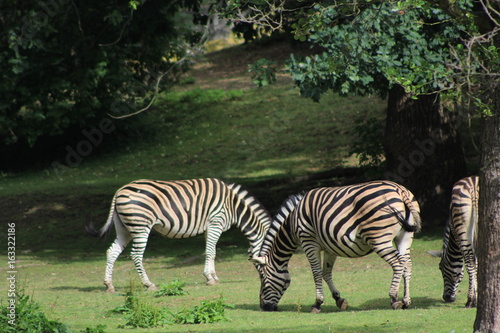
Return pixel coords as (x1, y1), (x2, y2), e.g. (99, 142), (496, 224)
(0, 41), (478, 332)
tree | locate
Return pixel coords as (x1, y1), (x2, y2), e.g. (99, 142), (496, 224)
(0, 0), (203, 169)
(217, 1), (499, 330)
(284, 2), (469, 223)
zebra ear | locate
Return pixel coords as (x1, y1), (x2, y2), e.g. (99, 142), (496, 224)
(426, 250), (443, 258)
(249, 256), (266, 265)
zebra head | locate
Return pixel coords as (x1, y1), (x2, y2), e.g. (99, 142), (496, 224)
(250, 192), (303, 311)
(259, 261), (291, 311)
(439, 255), (464, 303)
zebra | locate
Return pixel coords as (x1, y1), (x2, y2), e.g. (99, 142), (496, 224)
(87, 178), (271, 292)
(251, 180), (421, 312)
(433, 176), (479, 308)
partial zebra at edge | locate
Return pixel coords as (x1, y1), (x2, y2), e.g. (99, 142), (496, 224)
(438, 175), (479, 308)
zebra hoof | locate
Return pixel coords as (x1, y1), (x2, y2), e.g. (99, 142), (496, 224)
(206, 279), (220, 286)
(391, 301), (404, 310)
(147, 284), (158, 291)
(310, 307), (321, 314)
(465, 299), (477, 308)
(336, 298), (348, 311)
(104, 282), (115, 293)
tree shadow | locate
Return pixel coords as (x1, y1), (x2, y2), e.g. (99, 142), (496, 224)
(50, 286), (105, 293)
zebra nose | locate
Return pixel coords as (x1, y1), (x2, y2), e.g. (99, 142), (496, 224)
(261, 301), (278, 311)
(443, 293), (456, 303)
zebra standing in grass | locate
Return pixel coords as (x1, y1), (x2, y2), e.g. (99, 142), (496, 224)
(87, 178), (271, 292)
(436, 176), (479, 308)
(251, 181), (421, 312)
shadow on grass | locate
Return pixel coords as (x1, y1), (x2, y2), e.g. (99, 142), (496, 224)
(50, 286), (105, 293)
(236, 296), (443, 313)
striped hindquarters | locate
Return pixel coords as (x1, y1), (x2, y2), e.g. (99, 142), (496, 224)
(450, 176), (479, 249)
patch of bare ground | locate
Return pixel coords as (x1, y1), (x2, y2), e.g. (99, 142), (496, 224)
(187, 39), (316, 90)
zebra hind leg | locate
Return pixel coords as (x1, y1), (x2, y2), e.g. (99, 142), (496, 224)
(130, 229), (157, 291)
(103, 228), (132, 292)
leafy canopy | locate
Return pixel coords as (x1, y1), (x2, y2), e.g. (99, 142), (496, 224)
(286, 1), (476, 101)
(0, 0), (202, 146)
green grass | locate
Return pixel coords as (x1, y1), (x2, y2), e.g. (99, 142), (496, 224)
(0, 44), (477, 332)
(3, 229), (475, 332)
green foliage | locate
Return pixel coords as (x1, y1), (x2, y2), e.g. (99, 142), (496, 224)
(0, 291), (71, 333)
(111, 282), (230, 327)
(154, 278), (188, 297)
(111, 290), (171, 328)
(248, 58), (278, 87)
(0, 0), (203, 147)
(286, 2), (471, 101)
(349, 116), (386, 168)
(171, 296), (234, 324)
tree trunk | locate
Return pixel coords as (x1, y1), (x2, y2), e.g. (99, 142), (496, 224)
(384, 85), (468, 226)
(474, 89), (500, 333)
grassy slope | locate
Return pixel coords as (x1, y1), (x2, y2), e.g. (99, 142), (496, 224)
(0, 41), (477, 332)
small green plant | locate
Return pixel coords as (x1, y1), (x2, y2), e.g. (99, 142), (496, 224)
(154, 278), (188, 297)
(248, 58), (278, 87)
(81, 324), (107, 333)
(111, 288), (171, 328)
(171, 296), (234, 324)
(0, 291), (71, 333)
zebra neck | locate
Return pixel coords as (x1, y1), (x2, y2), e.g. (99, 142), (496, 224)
(266, 221), (299, 269)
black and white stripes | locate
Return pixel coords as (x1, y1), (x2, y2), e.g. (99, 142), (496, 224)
(252, 180), (421, 312)
(89, 178), (271, 292)
(438, 176), (479, 307)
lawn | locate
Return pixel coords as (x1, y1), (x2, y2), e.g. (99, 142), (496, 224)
(0, 41), (478, 332)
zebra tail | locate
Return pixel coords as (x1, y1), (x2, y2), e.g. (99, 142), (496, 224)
(85, 195), (117, 238)
(387, 190), (421, 233)
(401, 196), (422, 233)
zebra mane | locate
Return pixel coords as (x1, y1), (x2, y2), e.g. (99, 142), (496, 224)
(259, 192), (305, 257)
(226, 182), (271, 227)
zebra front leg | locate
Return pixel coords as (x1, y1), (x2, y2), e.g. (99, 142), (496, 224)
(130, 230), (157, 291)
(323, 252), (348, 310)
(204, 225), (223, 285)
(302, 243), (325, 313)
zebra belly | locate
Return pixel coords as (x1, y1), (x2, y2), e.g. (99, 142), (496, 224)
(321, 234), (373, 258)
(152, 218), (206, 238)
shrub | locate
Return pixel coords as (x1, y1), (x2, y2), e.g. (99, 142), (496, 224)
(0, 291), (71, 333)
(171, 296), (234, 324)
(111, 290), (170, 328)
(154, 278), (188, 297)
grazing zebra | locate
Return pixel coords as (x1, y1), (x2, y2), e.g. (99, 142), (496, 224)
(437, 176), (479, 308)
(251, 181), (421, 312)
(87, 178), (271, 292)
